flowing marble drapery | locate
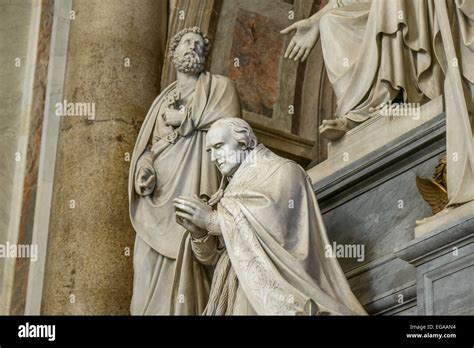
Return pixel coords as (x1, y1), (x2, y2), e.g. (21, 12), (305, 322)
(194, 145), (367, 315)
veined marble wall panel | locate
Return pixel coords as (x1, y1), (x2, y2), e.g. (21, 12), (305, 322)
(325, 149), (442, 314)
(0, 0), (35, 291)
(0, 0), (50, 315)
(322, 156), (440, 272)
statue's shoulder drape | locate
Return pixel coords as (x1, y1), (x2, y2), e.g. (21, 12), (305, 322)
(218, 145), (366, 315)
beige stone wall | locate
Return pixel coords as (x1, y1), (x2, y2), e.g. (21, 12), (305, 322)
(41, 0), (168, 315)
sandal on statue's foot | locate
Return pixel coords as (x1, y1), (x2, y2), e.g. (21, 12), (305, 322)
(319, 118), (352, 141)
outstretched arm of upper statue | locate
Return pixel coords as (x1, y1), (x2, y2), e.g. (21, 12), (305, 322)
(134, 148), (156, 196)
(280, 0), (337, 62)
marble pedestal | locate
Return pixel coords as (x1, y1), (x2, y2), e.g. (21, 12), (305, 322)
(396, 204), (474, 315)
(310, 96), (444, 185)
(307, 97), (451, 315)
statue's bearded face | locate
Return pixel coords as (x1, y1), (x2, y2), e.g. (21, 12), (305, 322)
(206, 126), (247, 177)
(172, 32), (206, 74)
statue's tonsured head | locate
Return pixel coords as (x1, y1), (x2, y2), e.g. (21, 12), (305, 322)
(206, 118), (259, 177)
(168, 26), (211, 74)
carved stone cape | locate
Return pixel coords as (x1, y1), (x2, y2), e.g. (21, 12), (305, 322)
(205, 145), (367, 315)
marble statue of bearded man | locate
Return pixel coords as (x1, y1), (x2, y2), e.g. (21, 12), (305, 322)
(173, 118), (366, 315)
(128, 27), (241, 315)
(281, 0), (474, 142)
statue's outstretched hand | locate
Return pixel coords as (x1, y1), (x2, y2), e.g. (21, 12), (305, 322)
(281, 18), (320, 62)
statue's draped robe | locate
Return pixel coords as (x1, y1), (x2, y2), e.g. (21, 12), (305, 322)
(129, 72), (241, 314)
(192, 145), (366, 315)
(320, 0), (474, 205)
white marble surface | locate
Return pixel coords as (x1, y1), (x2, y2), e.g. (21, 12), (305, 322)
(308, 96), (444, 186)
(24, 0), (73, 315)
(0, 0), (34, 255)
(0, 0), (39, 314)
(415, 201), (474, 238)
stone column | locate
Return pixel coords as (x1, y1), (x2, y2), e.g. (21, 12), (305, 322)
(41, 0), (168, 314)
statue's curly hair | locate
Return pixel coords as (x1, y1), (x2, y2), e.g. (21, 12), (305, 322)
(168, 26), (211, 60)
(210, 118), (259, 151)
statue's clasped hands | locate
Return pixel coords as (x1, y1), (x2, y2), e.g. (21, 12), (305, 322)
(280, 17), (320, 62)
(174, 195), (213, 239)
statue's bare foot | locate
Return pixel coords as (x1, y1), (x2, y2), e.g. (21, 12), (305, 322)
(319, 117), (357, 141)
